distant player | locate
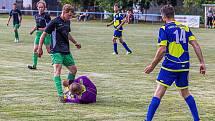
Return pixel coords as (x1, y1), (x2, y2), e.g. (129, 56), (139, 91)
(63, 76), (97, 104)
(206, 7), (214, 28)
(37, 4), (81, 103)
(107, 3), (132, 55)
(7, 3), (22, 43)
(27, 1), (51, 70)
(144, 5), (206, 121)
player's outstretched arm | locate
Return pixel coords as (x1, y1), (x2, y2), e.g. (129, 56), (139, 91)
(7, 16), (12, 26)
(30, 26), (37, 35)
(144, 46), (166, 74)
(19, 16), (22, 26)
(37, 32), (47, 57)
(107, 20), (114, 27)
(68, 33), (81, 49)
(189, 40), (206, 74)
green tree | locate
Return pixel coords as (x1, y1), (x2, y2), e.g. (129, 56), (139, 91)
(139, 0), (151, 21)
(183, 0), (215, 8)
(95, 0), (115, 12)
(60, 0), (80, 5)
(157, 0), (177, 6)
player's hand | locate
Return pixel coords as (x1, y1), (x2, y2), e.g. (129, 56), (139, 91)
(75, 43), (81, 49)
(107, 24), (110, 27)
(37, 48), (43, 58)
(63, 80), (69, 87)
(144, 64), (155, 74)
(29, 30), (34, 35)
(200, 63), (206, 75)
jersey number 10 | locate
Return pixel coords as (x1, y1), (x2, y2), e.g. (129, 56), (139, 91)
(174, 29), (186, 44)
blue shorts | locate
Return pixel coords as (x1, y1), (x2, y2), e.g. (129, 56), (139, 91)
(113, 30), (122, 38)
(157, 68), (189, 89)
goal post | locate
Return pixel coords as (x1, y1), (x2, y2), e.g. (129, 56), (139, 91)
(202, 4), (215, 28)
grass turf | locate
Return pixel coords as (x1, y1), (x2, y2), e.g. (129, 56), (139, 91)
(0, 16), (215, 121)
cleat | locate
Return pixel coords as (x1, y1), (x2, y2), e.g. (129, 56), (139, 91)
(27, 65), (37, 70)
(112, 52), (118, 55)
(126, 51), (132, 55)
(14, 38), (19, 43)
(58, 96), (66, 103)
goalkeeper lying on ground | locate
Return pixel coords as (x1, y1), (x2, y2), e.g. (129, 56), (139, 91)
(63, 76), (97, 104)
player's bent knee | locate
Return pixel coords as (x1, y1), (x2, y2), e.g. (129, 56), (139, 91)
(54, 64), (62, 76)
(154, 84), (167, 99)
(119, 39), (124, 43)
(71, 66), (77, 74)
(179, 88), (190, 98)
(68, 65), (77, 74)
(112, 38), (117, 43)
(33, 47), (38, 52)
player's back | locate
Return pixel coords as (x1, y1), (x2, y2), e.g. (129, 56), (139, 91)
(75, 76), (97, 93)
(74, 76), (97, 103)
(159, 21), (196, 71)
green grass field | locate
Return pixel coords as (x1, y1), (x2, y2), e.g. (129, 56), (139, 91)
(0, 16), (215, 121)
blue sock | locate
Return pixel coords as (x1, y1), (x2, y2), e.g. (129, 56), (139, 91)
(122, 42), (132, 52)
(185, 95), (200, 121)
(113, 43), (118, 54)
(146, 97), (161, 121)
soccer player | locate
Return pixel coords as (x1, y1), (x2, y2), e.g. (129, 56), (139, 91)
(63, 76), (97, 104)
(7, 3), (22, 43)
(107, 4), (132, 55)
(37, 4), (81, 103)
(144, 5), (206, 121)
(28, 1), (51, 70)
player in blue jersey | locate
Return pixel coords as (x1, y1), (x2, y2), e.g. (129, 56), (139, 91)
(107, 4), (132, 55)
(144, 5), (206, 121)
(28, 1), (51, 70)
(37, 4), (81, 103)
(7, 3), (22, 43)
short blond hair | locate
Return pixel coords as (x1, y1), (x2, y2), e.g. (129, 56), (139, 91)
(36, 0), (46, 8)
(62, 4), (74, 13)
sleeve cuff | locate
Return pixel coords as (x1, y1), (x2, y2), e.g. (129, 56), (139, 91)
(189, 36), (196, 41)
(158, 40), (167, 46)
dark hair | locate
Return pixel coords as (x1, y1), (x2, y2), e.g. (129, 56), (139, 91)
(114, 3), (119, 7)
(13, 3), (17, 6)
(160, 5), (175, 18)
(62, 4), (74, 13)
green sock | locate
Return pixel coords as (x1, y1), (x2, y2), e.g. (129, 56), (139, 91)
(53, 76), (63, 96)
(15, 30), (19, 40)
(67, 73), (75, 84)
(32, 53), (38, 67)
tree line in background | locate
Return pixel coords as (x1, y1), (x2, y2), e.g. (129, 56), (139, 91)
(60, 0), (215, 12)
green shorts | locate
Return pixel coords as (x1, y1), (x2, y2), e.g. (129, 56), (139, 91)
(13, 24), (20, 30)
(35, 30), (51, 46)
(51, 53), (75, 67)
